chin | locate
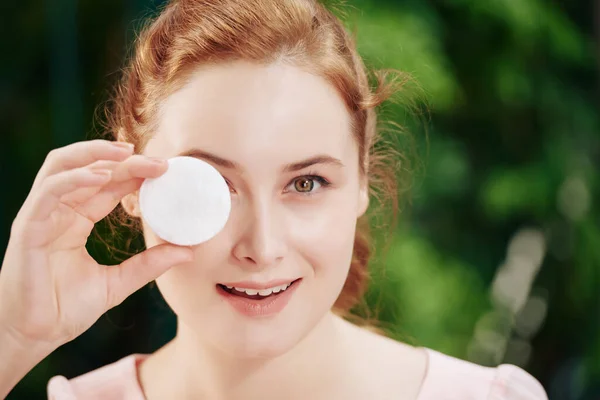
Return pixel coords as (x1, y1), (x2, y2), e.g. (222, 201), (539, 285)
(210, 316), (311, 360)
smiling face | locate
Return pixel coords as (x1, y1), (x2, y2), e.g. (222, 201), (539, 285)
(128, 60), (369, 358)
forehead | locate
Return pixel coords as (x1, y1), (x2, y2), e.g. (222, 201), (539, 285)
(146, 61), (356, 165)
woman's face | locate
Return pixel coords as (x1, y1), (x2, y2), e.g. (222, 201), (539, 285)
(133, 60), (368, 358)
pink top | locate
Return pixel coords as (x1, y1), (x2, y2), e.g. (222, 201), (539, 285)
(46, 348), (548, 399)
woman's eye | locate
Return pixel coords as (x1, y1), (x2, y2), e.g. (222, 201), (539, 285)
(288, 175), (329, 194)
(224, 175), (330, 195)
(294, 177), (317, 192)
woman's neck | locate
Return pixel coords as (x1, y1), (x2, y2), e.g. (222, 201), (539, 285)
(140, 312), (356, 400)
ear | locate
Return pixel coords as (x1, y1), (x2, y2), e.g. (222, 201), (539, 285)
(357, 180), (369, 218)
(121, 191), (142, 218)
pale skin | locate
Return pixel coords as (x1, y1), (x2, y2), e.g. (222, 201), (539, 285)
(0, 60), (427, 399)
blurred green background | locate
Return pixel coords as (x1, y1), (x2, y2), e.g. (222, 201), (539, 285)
(1, 0), (599, 399)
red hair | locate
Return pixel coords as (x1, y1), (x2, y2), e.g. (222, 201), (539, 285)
(104, 0), (411, 318)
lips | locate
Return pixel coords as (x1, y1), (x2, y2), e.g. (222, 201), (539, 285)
(216, 278), (302, 317)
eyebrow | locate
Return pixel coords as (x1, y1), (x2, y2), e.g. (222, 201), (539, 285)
(178, 148), (345, 173)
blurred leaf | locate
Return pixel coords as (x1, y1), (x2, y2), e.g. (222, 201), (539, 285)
(351, 3), (459, 110)
(480, 165), (553, 220)
(369, 234), (488, 358)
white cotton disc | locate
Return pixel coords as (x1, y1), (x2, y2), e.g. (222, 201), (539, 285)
(139, 156), (231, 246)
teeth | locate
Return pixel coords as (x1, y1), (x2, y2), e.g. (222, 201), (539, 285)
(232, 282), (292, 296)
(258, 289), (273, 296)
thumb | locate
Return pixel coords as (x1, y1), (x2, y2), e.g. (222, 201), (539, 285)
(104, 244), (193, 309)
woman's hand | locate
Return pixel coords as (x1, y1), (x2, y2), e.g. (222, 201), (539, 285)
(0, 139), (193, 352)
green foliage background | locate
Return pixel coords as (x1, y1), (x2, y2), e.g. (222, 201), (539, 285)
(1, 0), (598, 398)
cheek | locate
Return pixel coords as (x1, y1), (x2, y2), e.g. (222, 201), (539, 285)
(289, 194), (358, 277)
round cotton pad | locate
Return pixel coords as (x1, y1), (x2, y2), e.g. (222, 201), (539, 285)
(139, 156), (231, 246)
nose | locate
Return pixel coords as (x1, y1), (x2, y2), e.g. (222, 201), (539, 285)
(231, 199), (287, 268)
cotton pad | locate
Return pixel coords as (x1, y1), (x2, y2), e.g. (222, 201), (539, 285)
(139, 156), (231, 246)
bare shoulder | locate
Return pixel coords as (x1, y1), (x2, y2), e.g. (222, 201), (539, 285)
(341, 319), (428, 400)
(340, 319), (547, 400)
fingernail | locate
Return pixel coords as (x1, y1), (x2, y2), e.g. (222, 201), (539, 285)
(113, 141), (135, 151)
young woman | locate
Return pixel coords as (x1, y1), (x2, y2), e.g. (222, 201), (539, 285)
(0, 0), (548, 398)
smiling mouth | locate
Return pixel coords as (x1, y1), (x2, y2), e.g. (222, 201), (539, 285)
(216, 278), (301, 300)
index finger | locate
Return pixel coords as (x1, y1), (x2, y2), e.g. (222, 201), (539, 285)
(31, 140), (134, 192)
